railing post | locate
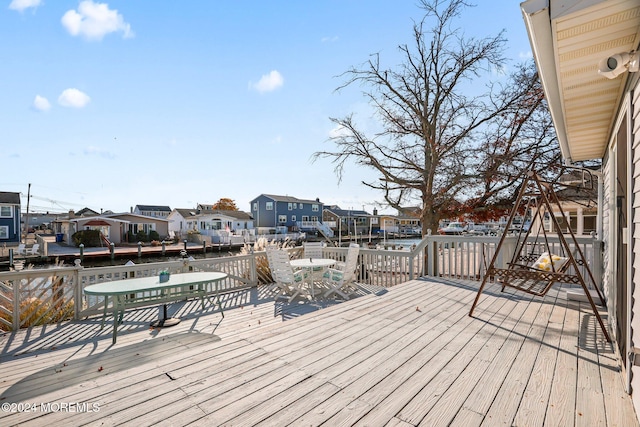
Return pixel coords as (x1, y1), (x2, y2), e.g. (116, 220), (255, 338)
(13, 276), (19, 330)
(110, 242), (115, 260)
(409, 254), (415, 280)
(250, 253), (257, 285)
(592, 235), (604, 289)
(426, 234), (435, 277)
(74, 266), (82, 320)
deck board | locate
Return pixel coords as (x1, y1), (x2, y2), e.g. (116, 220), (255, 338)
(0, 278), (636, 427)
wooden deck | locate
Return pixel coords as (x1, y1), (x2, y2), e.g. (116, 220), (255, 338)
(0, 277), (636, 426)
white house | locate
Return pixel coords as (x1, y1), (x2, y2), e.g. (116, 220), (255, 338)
(167, 208), (198, 239)
(167, 208), (254, 244)
(522, 0), (640, 414)
(132, 205), (172, 219)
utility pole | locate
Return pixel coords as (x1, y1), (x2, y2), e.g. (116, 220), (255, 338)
(24, 183), (31, 243)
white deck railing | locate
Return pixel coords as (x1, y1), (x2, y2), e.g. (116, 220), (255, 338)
(0, 234), (602, 331)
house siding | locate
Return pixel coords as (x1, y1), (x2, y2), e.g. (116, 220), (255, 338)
(631, 78), (640, 405)
(603, 148), (614, 332)
(0, 192), (21, 244)
(250, 195), (323, 230)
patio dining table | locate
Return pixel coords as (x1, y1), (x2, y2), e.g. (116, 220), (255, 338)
(84, 271), (227, 343)
(290, 258), (336, 298)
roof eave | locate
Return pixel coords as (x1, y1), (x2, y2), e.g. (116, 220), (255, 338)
(521, 0), (573, 163)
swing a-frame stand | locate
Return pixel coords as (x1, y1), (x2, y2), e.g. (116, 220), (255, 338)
(469, 170), (611, 342)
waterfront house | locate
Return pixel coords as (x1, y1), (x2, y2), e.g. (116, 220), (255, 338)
(396, 206), (422, 233)
(378, 213), (399, 235)
(51, 209), (111, 244)
(75, 207), (100, 217)
(541, 172), (599, 236)
(70, 216), (128, 244)
(22, 211), (66, 231)
(250, 194), (323, 234)
(323, 205), (374, 236)
(132, 204), (171, 219)
(190, 208), (254, 244)
(521, 0), (640, 410)
(106, 212), (169, 242)
(0, 191), (21, 244)
(167, 208), (197, 239)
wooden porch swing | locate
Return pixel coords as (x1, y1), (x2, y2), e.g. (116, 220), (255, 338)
(469, 169), (611, 342)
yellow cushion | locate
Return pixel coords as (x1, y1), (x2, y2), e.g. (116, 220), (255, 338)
(531, 252), (568, 272)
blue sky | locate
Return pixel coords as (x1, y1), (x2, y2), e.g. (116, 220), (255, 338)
(1, 0), (532, 215)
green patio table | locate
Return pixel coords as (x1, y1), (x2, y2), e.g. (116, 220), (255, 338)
(84, 271), (227, 343)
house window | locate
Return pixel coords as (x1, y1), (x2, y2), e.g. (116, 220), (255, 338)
(0, 206), (12, 218)
(291, 215), (296, 222)
(253, 202), (258, 211)
(0, 226), (7, 239)
(266, 202), (273, 211)
(302, 215), (309, 221)
(288, 203), (293, 211)
(299, 203), (303, 209)
(278, 215), (287, 223)
(312, 204), (319, 212)
(311, 216), (319, 222)
(293, 203), (297, 209)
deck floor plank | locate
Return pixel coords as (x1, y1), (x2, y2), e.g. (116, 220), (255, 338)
(510, 293), (567, 427)
(477, 288), (558, 426)
(351, 304), (514, 426)
(0, 278), (636, 427)
(408, 287), (545, 426)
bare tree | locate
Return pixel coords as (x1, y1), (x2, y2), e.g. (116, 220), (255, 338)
(314, 0), (559, 233)
(462, 61), (561, 222)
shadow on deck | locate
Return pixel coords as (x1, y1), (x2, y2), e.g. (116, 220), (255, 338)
(0, 278), (635, 427)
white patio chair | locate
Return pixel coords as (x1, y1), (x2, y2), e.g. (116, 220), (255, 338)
(333, 243), (359, 271)
(323, 244), (360, 299)
(303, 242), (324, 259)
(15, 244), (26, 255)
(266, 246), (307, 301)
(303, 241), (325, 272)
(25, 243), (40, 255)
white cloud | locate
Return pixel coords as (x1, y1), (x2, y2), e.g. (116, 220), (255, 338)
(32, 95), (51, 112)
(321, 36), (339, 43)
(250, 70), (284, 93)
(58, 88), (91, 108)
(329, 124), (350, 139)
(8, 0), (42, 12)
(61, 0), (134, 41)
(84, 145), (115, 159)
(519, 51), (534, 60)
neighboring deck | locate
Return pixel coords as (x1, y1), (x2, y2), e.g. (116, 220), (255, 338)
(0, 277), (636, 426)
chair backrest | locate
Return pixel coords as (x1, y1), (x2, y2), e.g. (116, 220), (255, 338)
(267, 247), (297, 283)
(30, 244), (40, 253)
(265, 246), (280, 272)
(342, 244), (360, 281)
(303, 242), (323, 259)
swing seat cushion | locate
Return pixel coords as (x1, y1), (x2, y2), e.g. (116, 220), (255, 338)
(531, 252), (568, 272)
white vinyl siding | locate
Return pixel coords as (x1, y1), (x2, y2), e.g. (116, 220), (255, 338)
(630, 79), (640, 401)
